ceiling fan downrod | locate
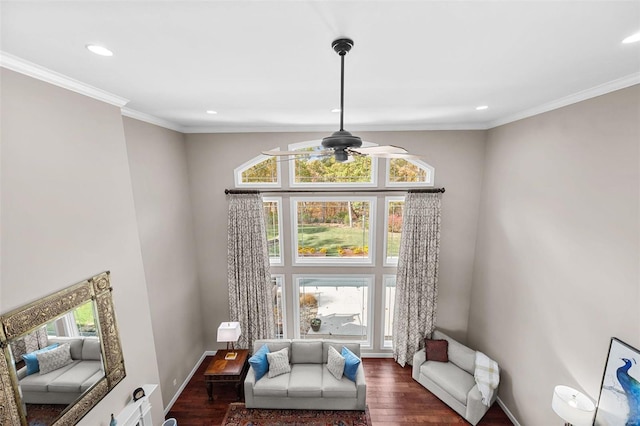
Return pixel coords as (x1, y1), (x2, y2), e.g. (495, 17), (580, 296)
(321, 38), (362, 162)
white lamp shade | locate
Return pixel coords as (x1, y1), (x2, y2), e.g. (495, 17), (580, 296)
(217, 322), (242, 343)
(552, 385), (595, 426)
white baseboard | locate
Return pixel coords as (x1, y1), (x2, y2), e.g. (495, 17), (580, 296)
(164, 350), (217, 415)
(362, 352), (394, 358)
(497, 397), (521, 426)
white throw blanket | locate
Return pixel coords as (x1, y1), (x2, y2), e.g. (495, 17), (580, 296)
(474, 351), (500, 406)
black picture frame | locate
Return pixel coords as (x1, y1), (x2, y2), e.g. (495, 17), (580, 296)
(594, 337), (640, 426)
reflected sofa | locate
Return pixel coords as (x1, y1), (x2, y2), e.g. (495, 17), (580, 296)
(17, 336), (104, 404)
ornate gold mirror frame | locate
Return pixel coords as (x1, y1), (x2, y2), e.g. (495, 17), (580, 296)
(0, 271), (125, 425)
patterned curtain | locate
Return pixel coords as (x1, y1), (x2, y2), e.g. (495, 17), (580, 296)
(227, 193), (275, 350)
(392, 192), (442, 367)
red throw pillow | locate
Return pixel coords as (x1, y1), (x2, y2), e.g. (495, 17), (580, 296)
(425, 339), (448, 362)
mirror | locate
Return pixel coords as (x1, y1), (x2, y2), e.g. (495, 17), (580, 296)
(0, 271), (125, 425)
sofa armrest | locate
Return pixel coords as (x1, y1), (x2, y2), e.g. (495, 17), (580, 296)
(412, 349), (426, 381)
(244, 367), (256, 407)
(465, 384), (493, 426)
(16, 366), (27, 380)
(355, 363), (366, 409)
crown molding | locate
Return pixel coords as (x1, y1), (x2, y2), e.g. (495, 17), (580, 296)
(0, 51), (129, 107)
(181, 122), (487, 134)
(488, 72), (640, 129)
(121, 108), (185, 133)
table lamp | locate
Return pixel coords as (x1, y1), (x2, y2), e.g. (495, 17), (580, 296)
(552, 385), (595, 426)
(217, 322), (241, 360)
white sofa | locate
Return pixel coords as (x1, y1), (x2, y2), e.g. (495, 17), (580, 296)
(17, 336), (104, 404)
(412, 330), (498, 425)
(244, 339), (366, 410)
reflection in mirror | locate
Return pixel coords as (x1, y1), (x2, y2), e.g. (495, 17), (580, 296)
(0, 271), (125, 426)
(8, 300), (105, 425)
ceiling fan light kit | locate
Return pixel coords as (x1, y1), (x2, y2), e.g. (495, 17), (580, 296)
(262, 37), (420, 163)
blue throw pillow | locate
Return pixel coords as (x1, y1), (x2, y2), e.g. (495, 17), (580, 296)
(248, 344), (270, 381)
(22, 343), (59, 375)
(342, 346), (361, 382)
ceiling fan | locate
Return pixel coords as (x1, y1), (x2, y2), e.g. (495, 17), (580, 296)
(262, 38), (421, 163)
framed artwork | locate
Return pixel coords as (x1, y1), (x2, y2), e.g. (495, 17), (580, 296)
(594, 338), (640, 426)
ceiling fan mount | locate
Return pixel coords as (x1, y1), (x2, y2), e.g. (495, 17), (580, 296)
(261, 37), (421, 163)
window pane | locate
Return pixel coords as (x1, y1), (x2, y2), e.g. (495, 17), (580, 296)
(297, 276), (371, 344)
(383, 276), (396, 348)
(293, 147), (373, 184)
(295, 199), (373, 264)
(73, 301), (97, 336)
(263, 199), (281, 264)
(241, 157), (278, 183)
(271, 275), (285, 339)
(386, 199), (404, 265)
(388, 158), (428, 183)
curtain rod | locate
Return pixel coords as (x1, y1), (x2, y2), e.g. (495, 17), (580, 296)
(224, 188), (445, 195)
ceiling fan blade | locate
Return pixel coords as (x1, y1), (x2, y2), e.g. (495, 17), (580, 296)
(261, 150), (316, 157)
(353, 145), (409, 155)
(369, 152), (423, 160)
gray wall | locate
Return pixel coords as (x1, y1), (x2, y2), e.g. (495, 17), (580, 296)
(184, 130), (486, 352)
(1, 69), (164, 425)
(468, 85), (640, 425)
(123, 117), (203, 410)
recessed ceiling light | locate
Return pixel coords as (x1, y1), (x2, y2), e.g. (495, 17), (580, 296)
(476, 105), (489, 111)
(86, 44), (113, 57)
(331, 108), (341, 113)
(622, 31), (640, 44)
(206, 110), (218, 115)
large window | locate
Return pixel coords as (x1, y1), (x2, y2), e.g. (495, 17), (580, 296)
(46, 300), (97, 337)
(294, 275), (373, 347)
(384, 196), (404, 266)
(263, 197), (283, 266)
(291, 197), (375, 265)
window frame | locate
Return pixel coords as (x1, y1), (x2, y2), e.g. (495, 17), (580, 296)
(288, 140), (379, 188)
(271, 274), (287, 339)
(263, 196), (284, 266)
(292, 274), (374, 349)
(385, 158), (435, 187)
(381, 275), (396, 349)
(383, 196), (405, 267)
(233, 149), (282, 188)
(290, 196), (377, 266)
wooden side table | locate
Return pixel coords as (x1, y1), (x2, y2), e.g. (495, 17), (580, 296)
(204, 349), (249, 402)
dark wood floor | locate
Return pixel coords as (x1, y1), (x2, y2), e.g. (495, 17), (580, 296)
(166, 356), (513, 425)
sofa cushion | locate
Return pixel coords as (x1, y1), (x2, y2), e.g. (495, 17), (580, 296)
(37, 343), (73, 375)
(327, 346), (345, 380)
(291, 340), (323, 364)
(266, 348), (291, 378)
(249, 344), (270, 381)
(322, 367), (357, 398)
(48, 337), (84, 360)
(432, 330), (476, 375)
(22, 343), (59, 375)
(253, 372), (289, 397)
(420, 360), (476, 405)
(323, 341), (360, 363)
(81, 337), (101, 361)
(47, 361), (103, 393)
(81, 370), (104, 392)
(19, 361), (79, 392)
(253, 340), (292, 362)
(425, 339), (448, 362)
(342, 347), (361, 382)
(288, 364), (322, 397)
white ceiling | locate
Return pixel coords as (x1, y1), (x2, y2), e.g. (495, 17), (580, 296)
(1, 1), (639, 133)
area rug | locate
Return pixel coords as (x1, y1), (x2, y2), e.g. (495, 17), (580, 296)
(221, 403), (372, 426)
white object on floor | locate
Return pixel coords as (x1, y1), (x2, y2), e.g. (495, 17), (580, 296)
(162, 419), (177, 426)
